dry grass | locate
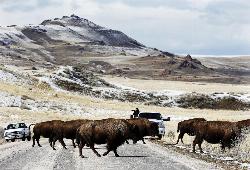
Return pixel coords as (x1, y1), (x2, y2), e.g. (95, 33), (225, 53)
(0, 80), (249, 124)
(102, 75), (250, 94)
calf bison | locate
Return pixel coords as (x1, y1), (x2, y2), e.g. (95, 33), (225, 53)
(32, 120), (66, 150)
(192, 121), (240, 153)
(50, 119), (90, 148)
(126, 118), (159, 144)
(76, 118), (139, 158)
(176, 118), (206, 144)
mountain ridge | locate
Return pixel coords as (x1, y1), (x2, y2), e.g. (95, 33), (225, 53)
(0, 14), (161, 67)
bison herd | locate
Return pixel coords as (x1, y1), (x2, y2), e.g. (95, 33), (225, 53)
(29, 117), (250, 157)
(176, 118), (250, 153)
(30, 118), (159, 158)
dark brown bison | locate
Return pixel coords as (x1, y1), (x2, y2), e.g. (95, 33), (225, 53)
(192, 121), (240, 153)
(32, 120), (66, 150)
(236, 119), (250, 130)
(126, 118), (159, 144)
(76, 118), (139, 158)
(176, 118), (206, 144)
(235, 119), (250, 141)
(49, 119), (90, 148)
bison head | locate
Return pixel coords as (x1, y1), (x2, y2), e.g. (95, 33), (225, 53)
(149, 122), (159, 136)
(128, 124), (140, 141)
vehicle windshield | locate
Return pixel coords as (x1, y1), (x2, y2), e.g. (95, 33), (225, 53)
(139, 113), (162, 120)
(6, 123), (27, 129)
(6, 124), (16, 129)
(17, 123), (27, 128)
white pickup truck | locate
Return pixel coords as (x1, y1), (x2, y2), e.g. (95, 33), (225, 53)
(138, 112), (170, 139)
(4, 123), (31, 142)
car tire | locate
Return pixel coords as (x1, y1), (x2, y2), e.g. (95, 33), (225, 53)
(11, 139), (15, 142)
(6, 139), (9, 142)
(22, 137), (25, 141)
(158, 135), (162, 140)
(27, 136), (31, 141)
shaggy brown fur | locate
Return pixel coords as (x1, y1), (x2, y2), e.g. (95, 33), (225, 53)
(32, 120), (66, 150)
(49, 119), (90, 148)
(235, 119), (250, 141)
(126, 118), (159, 144)
(236, 119), (250, 130)
(176, 118), (206, 144)
(192, 121), (240, 153)
(76, 118), (138, 158)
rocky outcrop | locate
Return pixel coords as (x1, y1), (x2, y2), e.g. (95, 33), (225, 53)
(178, 54), (203, 70)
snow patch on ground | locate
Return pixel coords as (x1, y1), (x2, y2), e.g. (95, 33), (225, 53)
(0, 69), (18, 83)
(211, 92), (250, 103)
(0, 92), (21, 107)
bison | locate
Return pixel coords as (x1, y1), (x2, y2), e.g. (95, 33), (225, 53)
(126, 118), (159, 144)
(192, 121), (240, 153)
(32, 120), (66, 150)
(49, 119), (90, 148)
(176, 118), (206, 144)
(236, 119), (250, 130)
(235, 119), (250, 142)
(76, 118), (139, 158)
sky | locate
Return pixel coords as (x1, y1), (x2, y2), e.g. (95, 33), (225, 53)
(0, 0), (250, 55)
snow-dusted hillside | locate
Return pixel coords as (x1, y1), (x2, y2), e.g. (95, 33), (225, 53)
(0, 14), (143, 48)
(39, 14), (144, 47)
(0, 15), (162, 67)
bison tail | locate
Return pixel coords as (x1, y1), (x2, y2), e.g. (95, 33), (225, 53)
(177, 124), (180, 133)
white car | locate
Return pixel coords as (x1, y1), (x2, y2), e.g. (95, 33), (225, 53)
(4, 123), (31, 142)
(138, 112), (170, 139)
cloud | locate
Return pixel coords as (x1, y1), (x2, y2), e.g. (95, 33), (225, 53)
(0, 0), (61, 12)
(0, 0), (249, 55)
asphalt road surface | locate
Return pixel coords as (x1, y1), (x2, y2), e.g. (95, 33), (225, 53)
(0, 139), (221, 170)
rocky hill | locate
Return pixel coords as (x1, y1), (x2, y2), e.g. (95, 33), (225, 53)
(1, 15), (249, 84)
(0, 15), (162, 67)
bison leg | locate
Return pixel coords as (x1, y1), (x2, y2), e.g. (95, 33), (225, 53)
(198, 142), (203, 153)
(32, 134), (41, 147)
(36, 137), (42, 147)
(193, 136), (203, 153)
(89, 143), (101, 157)
(104, 144), (119, 157)
(59, 139), (67, 149)
(78, 139), (86, 158)
(113, 148), (120, 157)
(104, 146), (120, 157)
(103, 149), (111, 156)
(72, 139), (76, 148)
(49, 138), (53, 148)
(32, 136), (36, 147)
(176, 132), (184, 144)
(52, 138), (57, 150)
(133, 140), (137, 144)
(192, 140), (196, 153)
(220, 142), (226, 153)
(103, 144), (112, 156)
(193, 136), (199, 153)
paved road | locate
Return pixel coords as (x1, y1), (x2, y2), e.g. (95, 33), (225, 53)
(0, 139), (221, 170)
